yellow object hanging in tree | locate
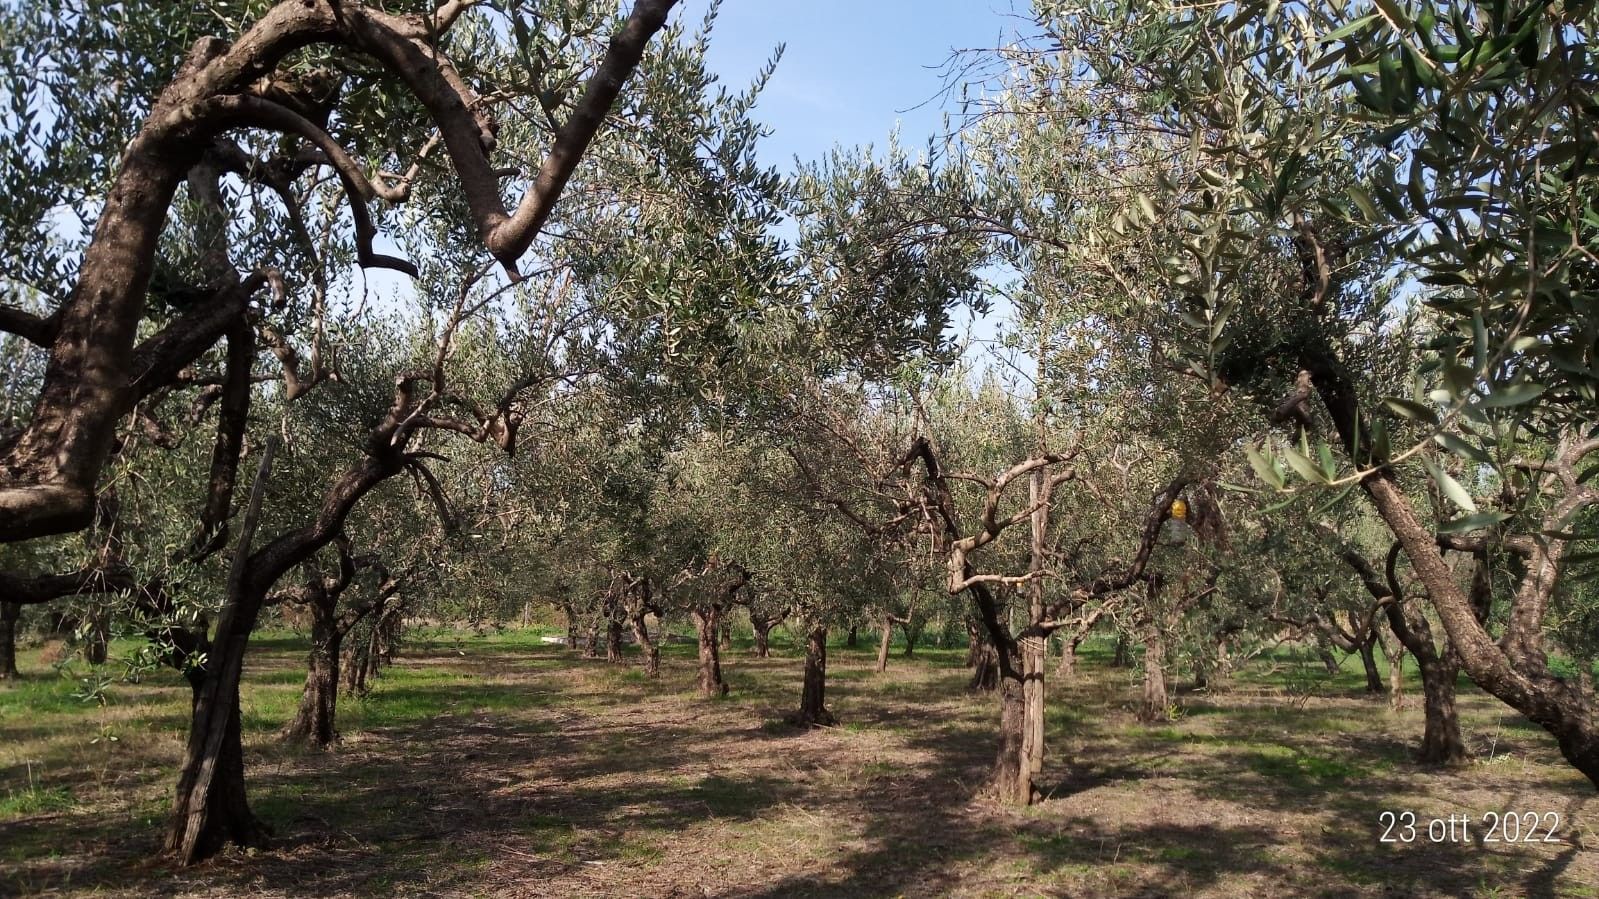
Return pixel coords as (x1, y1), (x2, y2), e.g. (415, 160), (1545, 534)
(1171, 498), (1188, 521)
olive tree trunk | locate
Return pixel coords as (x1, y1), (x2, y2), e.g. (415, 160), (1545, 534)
(1138, 622), (1170, 723)
(283, 605), (341, 747)
(1358, 641), (1384, 694)
(605, 617), (624, 663)
(693, 607), (727, 697)
(752, 617), (774, 658)
(789, 626), (836, 727)
(629, 610), (659, 677)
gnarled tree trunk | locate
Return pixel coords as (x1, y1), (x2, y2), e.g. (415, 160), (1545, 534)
(168, 669), (265, 863)
(989, 640), (1042, 805)
(284, 604), (341, 747)
(693, 607), (726, 697)
(1056, 633), (1077, 678)
(1417, 651), (1466, 765)
(629, 609), (659, 677)
(606, 617), (624, 663)
(969, 641), (999, 692)
(752, 616), (774, 658)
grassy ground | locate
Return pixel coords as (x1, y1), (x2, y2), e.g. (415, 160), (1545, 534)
(2, 628), (1595, 898)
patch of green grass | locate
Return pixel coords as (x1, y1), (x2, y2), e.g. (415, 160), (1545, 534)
(0, 784), (76, 816)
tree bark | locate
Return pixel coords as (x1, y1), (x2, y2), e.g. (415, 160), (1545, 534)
(1214, 636), (1233, 691)
(1358, 641), (1383, 694)
(969, 641), (999, 692)
(693, 607), (727, 697)
(1112, 633), (1131, 667)
(1383, 596), (1466, 765)
(629, 610), (659, 677)
(989, 650), (1040, 804)
(875, 613), (894, 674)
(1383, 637), (1406, 711)
(789, 626), (836, 727)
(752, 617), (773, 658)
(719, 617), (732, 652)
(167, 439), (277, 865)
(605, 617), (624, 663)
(284, 605), (341, 747)
(846, 624), (858, 648)
(1056, 633), (1077, 679)
(1, 602), (19, 679)
(1416, 652), (1467, 766)
(1138, 621), (1170, 723)
(167, 672), (265, 863)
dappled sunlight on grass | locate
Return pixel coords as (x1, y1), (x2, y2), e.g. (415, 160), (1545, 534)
(1, 627), (1594, 898)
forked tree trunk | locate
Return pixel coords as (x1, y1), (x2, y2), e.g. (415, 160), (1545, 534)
(752, 617), (774, 658)
(605, 617), (624, 663)
(1383, 604), (1464, 764)
(168, 443), (278, 865)
(1056, 633), (1077, 679)
(284, 606), (341, 747)
(964, 618), (982, 667)
(629, 611), (659, 677)
(693, 607), (727, 697)
(990, 637), (1043, 806)
(1358, 641), (1383, 694)
(789, 626), (836, 727)
(168, 671), (265, 863)
(1138, 623), (1170, 723)
(582, 620), (600, 658)
(1, 602), (20, 679)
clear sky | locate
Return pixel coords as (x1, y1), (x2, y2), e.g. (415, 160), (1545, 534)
(673, 0), (1028, 370)
(680, 0), (1024, 171)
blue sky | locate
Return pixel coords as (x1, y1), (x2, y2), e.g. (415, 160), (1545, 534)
(680, 0), (1024, 171)
(674, 0), (1028, 369)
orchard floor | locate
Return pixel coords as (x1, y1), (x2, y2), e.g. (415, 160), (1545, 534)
(2, 630), (1596, 899)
